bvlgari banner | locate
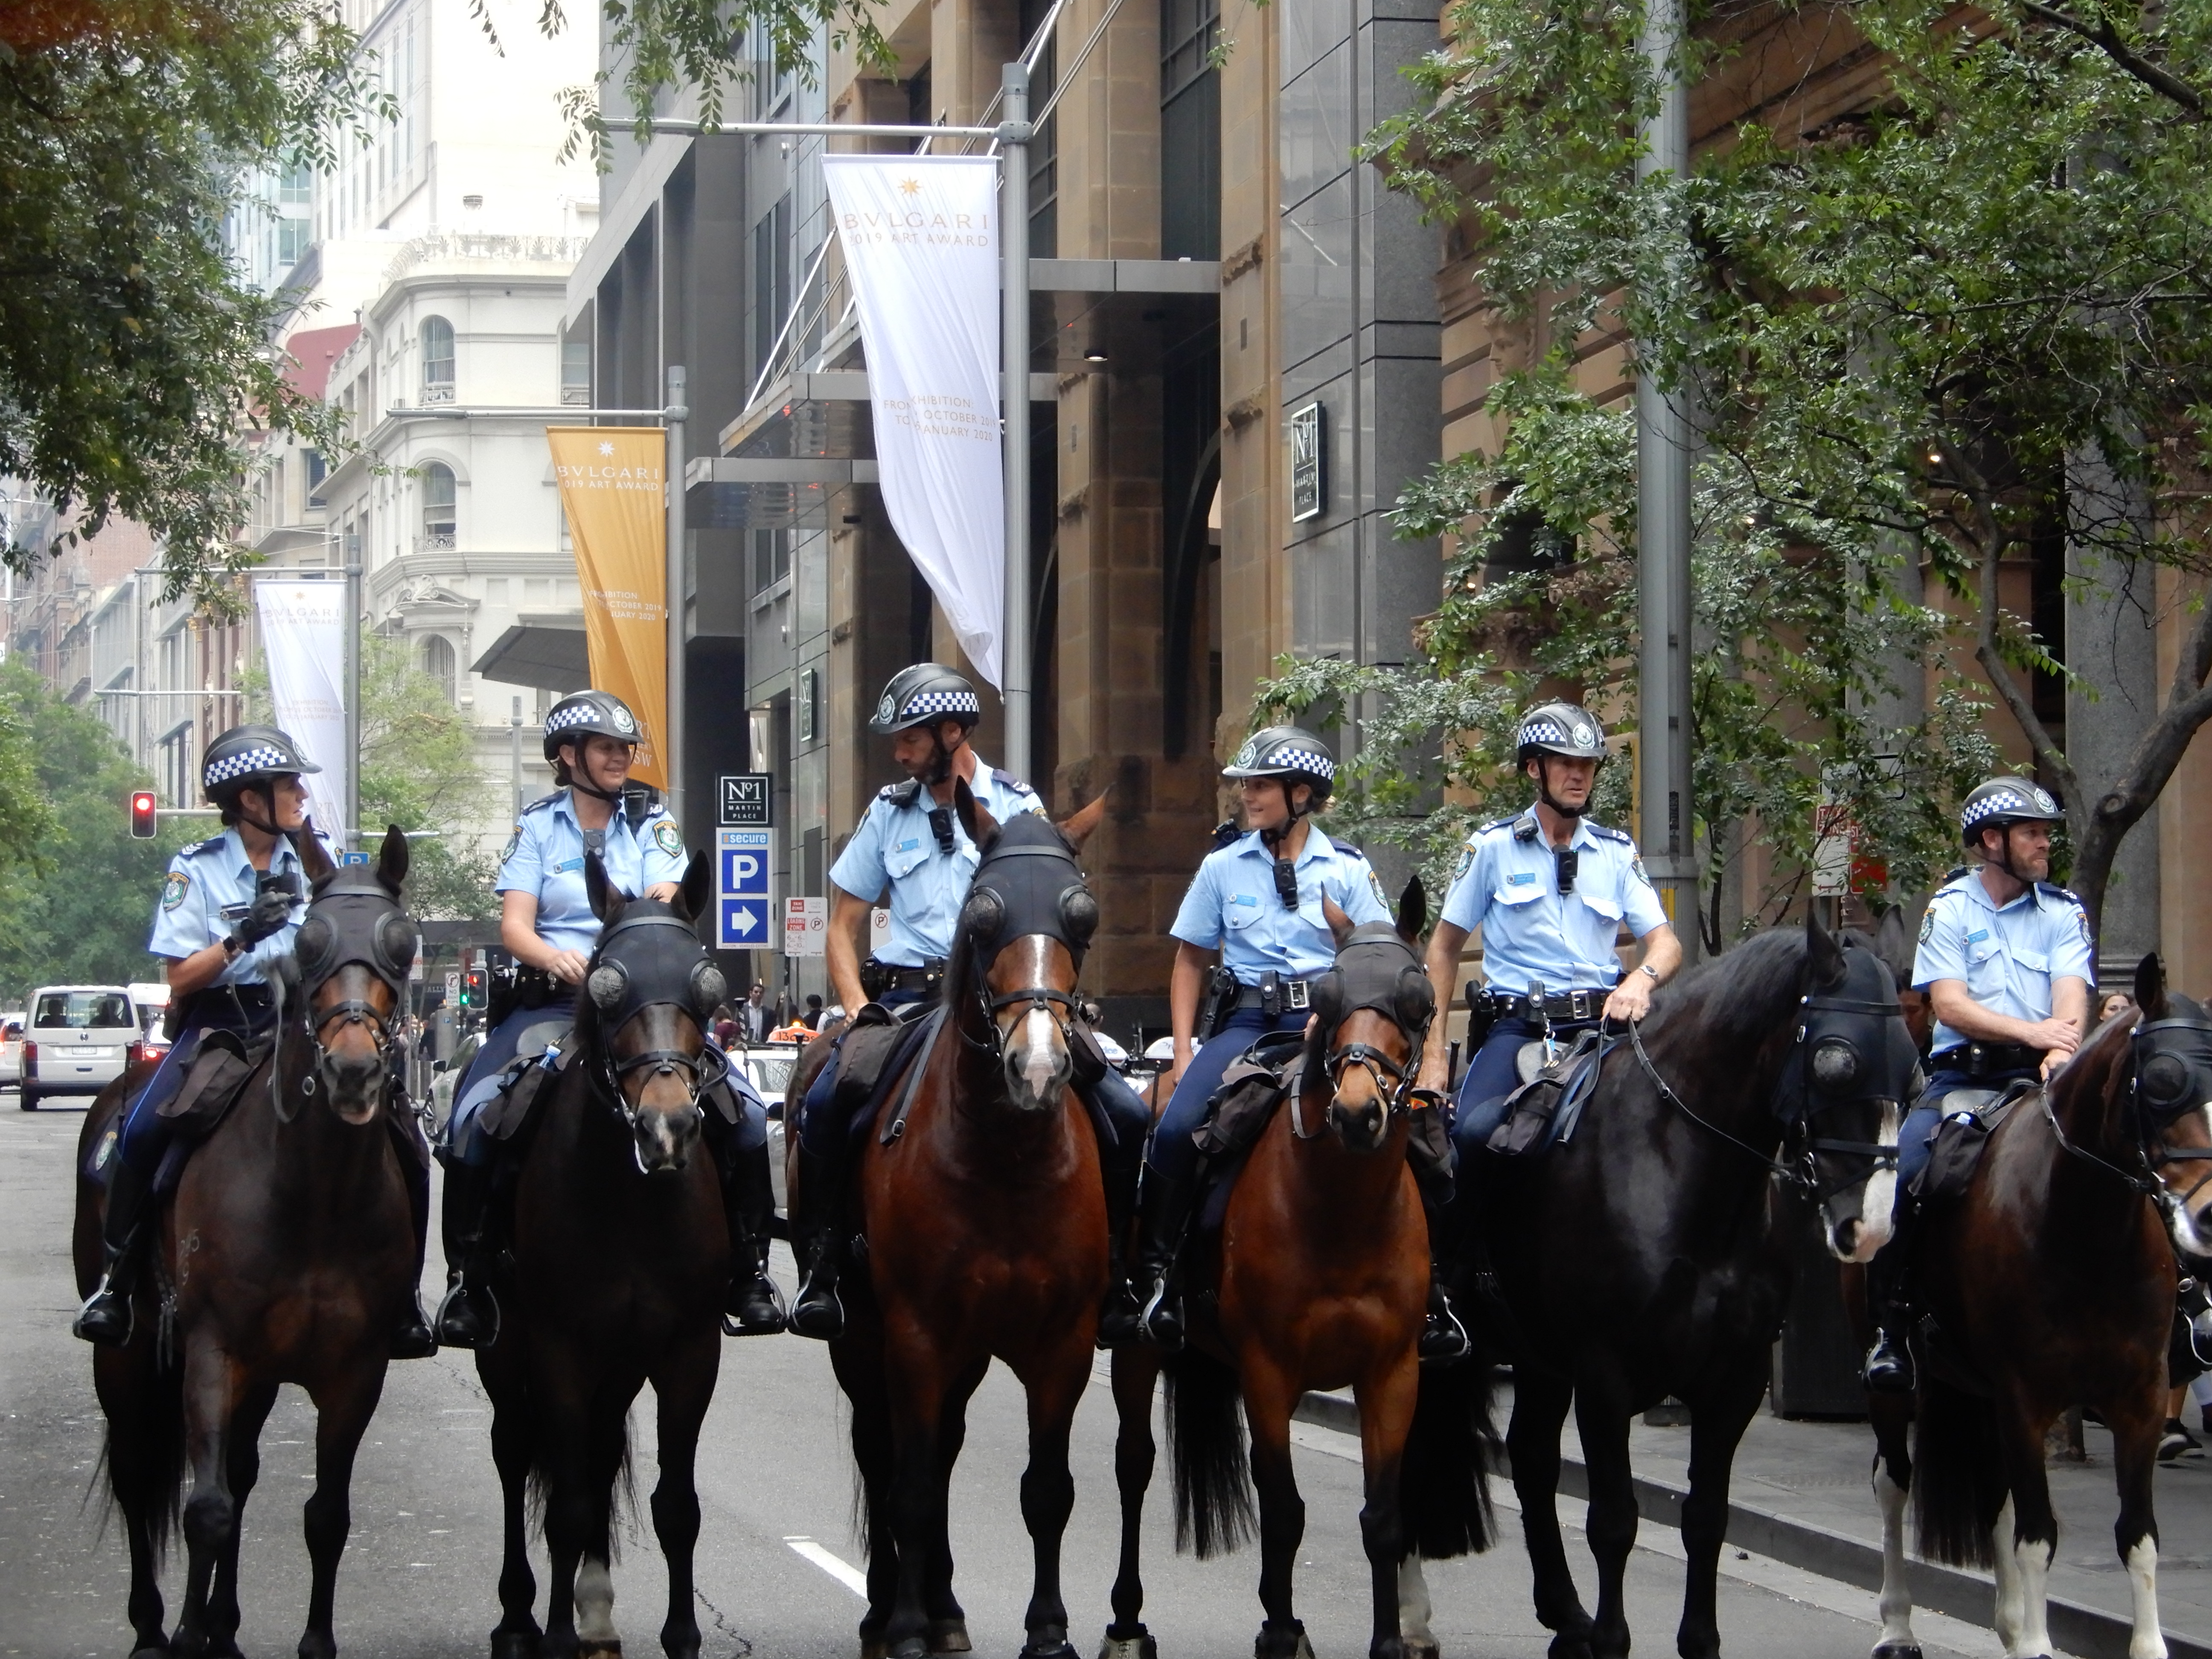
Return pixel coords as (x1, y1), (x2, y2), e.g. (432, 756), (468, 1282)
(547, 427), (667, 785)
(822, 154), (1004, 686)
(253, 580), (349, 838)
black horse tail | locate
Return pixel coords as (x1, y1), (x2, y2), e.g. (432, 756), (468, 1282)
(1164, 1346), (1256, 1558)
(526, 1406), (638, 1562)
(1910, 1375), (2005, 1568)
(1400, 1356), (1502, 1559)
(90, 1340), (187, 1565)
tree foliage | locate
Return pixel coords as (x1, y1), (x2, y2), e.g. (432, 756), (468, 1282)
(1337, 0), (2212, 933)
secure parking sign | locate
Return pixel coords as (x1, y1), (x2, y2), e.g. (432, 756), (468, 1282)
(716, 828), (772, 949)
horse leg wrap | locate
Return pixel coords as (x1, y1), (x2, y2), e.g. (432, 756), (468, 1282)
(1096, 1631), (1157, 1659)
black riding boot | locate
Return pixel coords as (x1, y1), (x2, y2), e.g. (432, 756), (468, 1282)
(789, 1139), (850, 1342)
(1412, 1126), (1468, 1365)
(722, 1138), (788, 1337)
(1096, 1120), (1145, 1350)
(1134, 1167), (1201, 1352)
(73, 1155), (154, 1347)
(433, 1159), (501, 1350)
(391, 1156), (438, 1359)
(1419, 1254), (1471, 1366)
(1861, 1203), (1918, 1394)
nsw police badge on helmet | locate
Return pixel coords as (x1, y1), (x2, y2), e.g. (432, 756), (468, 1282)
(1231, 736), (1261, 769)
(612, 704), (637, 735)
(877, 693), (897, 725)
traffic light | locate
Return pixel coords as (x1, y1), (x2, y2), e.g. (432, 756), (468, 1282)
(462, 968), (486, 1008)
(128, 791), (157, 839)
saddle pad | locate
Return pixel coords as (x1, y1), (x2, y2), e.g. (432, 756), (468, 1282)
(478, 1052), (555, 1142)
(1485, 1029), (1604, 1158)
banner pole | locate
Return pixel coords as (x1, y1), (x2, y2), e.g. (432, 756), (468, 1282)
(999, 63), (1032, 783)
(345, 560), (361, 853)
(666, 365), (689, 839)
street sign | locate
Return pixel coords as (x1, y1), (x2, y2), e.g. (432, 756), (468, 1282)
(718, 773), (773, 827)
(784, 895), (826, 956)
(444, 970), (460, 1002)
(339, 851), (370, 866)
(871, 906), (891, 955)
(1289, 400), (1326, 522)
(716, 827), (772, 950)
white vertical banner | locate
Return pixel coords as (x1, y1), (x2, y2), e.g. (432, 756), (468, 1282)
(823, 154), (1004, 685)
(254, 581), (350, 838)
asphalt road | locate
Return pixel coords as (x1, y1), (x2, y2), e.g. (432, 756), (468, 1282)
(0, 1099), (2007, 1659)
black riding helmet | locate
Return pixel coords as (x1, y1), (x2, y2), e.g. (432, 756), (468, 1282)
(1515, 700), (1607, 818)
(868, 664), (981, 736)
(544, 690), (644, 803)
(203, 725), (319, 832)
(1222, 725), (1337, 806)
(1959, 776), (2065, 885)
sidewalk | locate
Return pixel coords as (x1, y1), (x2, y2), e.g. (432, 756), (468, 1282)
(1298, 1388), (2212, 1659)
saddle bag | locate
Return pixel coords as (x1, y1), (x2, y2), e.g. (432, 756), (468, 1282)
(1910, 1080), (2036, 1204)
(1191, 1033), (1307, 1160)
(1485, 1029), (1604, 1158)
(158, 1030), (271, 1137)
(477, 1047), (559, 1143)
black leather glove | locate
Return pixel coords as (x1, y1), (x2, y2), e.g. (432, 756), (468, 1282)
(231, 884), (296, 949)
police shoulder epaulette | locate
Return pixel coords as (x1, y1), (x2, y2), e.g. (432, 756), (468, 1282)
(879, 777), (924, 808)
(520, 790), (563, 816)
(1330, 836), (1362, 858)
(1942, 865), (1971, 885)
(1479, 813), (1521, 835)
(991, 767), (1035, 793)
(184, 832), (229, 857)
(1211, 819), (1241, 850)
(2037, 881), (2083, 904)
(1586, 822), (1633, 845)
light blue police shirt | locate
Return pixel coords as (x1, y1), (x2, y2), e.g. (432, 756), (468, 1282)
(1170, 827), (1394, 981)
(1913, 868), (2095, 1054)
(827, 754), (1045, 966)
(496, 789), (687, 956)
(148, 826), (314, 987)
(1438, 806), (1670, 995)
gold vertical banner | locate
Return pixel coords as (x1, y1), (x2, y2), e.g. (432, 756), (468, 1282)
(547, 427), (667, 786)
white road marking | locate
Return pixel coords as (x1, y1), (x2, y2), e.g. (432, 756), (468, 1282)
(786, 1534), (869, 1598)
(1286, 1418), (2012, 1658)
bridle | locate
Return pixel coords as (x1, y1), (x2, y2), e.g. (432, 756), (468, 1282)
(582, 908), (729, 1139)
(954, 833), (1098, 1066)
(2043, 1013), (2212, 1231)
(1296, 922), (1435, 1139)
(284, 870), (416, 1109)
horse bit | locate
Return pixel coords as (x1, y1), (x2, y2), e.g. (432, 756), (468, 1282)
(582, 909), (730, 1134)
(285, 875), (419, 1106)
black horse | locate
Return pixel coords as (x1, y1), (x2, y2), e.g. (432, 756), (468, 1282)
(1409, 908), (1916, 1659)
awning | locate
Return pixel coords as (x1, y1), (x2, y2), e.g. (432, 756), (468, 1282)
(471, 612), (588, 693)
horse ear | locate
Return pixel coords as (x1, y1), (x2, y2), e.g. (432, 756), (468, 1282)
(1397, 873), (1426, 943)
(376, 825), (409, 894)
(292, 820), (338, 886)
(1807, 902), (1847, 990)
(675, 848), (711, 923)
(2135, 952), (2168, 1021)
(585, 850), (619, 923)
(1057, 789), (1109, 851)
(1874, 905), (1909, 986)
(1321, 894), (1353, 947)
(955, 777), (1000, 849)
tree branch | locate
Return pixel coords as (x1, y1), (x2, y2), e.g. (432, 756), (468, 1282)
(1965, 475), (2081, 810)
(2013, 0), (2209, 119)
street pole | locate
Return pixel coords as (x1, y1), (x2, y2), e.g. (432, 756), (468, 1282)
(666, 364), (689, 840)
(1635, 0), (1698, 963)
(999, 62), (1033, 783)
(509, 695), (523, 817)
(345, 559), (361, 853)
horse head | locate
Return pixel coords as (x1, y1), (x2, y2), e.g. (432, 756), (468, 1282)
(1306, 877), (1434, 1154)
(582, 847), (722, 1175)
(1781, 906), (1918, 1264)
(2103, 953), (2212, 1260)
(288, 824), (415, 1125)
(950, 780), (1108, 1115)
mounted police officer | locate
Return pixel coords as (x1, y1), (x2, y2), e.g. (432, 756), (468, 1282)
(1131, 725), (1468, 1353)
(788, 663), (1152, 1342)
(73, 727), (437, 1357)
(1861, 775), (2093, 1392)
(1417, 701), (1680, 1280)
(433, 689), (785, 1348)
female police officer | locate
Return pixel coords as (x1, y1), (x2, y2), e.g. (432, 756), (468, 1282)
(432, 690), (785, 1347)
(73, 726), (437, 1357)
(1130, 727), (1406, 1349)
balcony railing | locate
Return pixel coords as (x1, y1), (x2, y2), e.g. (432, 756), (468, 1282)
(414, 533), (456, 553)
(560, 384), (592, 406)
(421, 382), (456, 406)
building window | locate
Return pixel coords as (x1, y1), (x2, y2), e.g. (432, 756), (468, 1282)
(419, 634), (457, 703)
(562, 338), (591, 407)
(420, 463), (456, 550)
(421, 315), (455, 404)
(752, 529), (789, 594)
(1160, 0), (1221, 260)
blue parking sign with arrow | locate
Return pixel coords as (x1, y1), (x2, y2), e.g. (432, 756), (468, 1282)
(716, 828), (772, 950)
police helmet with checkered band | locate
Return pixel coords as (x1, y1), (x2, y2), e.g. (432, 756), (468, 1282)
(867, 664), (981, 736)
(1515, 701), (1608, 765)
(202, 724), (320, 803)
(541, 690), (642, 764)
(1222, 725), (1337, 803)
(1960, 775), (2064, 846)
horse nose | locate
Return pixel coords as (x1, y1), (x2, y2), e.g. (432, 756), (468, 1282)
(323, 1051), (385, 1121)
(1006, 1009), (1067, 1110)
(1329, 1097), (1387, 1151)
(632, 1101), (698, 1174)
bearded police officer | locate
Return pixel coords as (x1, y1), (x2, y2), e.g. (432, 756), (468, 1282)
(74, 727), (437, 1357)
(1417, 703), (1682, 1157)
(1861, 776), (2093, 1392)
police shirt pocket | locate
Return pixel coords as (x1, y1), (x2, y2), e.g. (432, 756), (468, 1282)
(1579, 889), (1624, 925)
(1493, 879), (1543, 908)
(1223, 892), (1266, 931)
(2013, 948), (2049, 977)
(1964, 937), (2005, 995)
(884, 836), (930, 881)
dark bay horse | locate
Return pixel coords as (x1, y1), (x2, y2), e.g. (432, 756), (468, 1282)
(1407, 909), (1916, 1659)
(75, 826), (422, 1659)
(800, 784), (1109, 1659)
(475, 849), (734, 1659)
(1864, 953), (2212, 1659)
(1118, 882), (1493, 1659)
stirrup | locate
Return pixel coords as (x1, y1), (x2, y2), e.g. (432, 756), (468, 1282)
(724, 1268), (789, 1337)
(434, 1274), (499, 1350)
(790, 1270), (845, 1341)
(71, 1278), (134, 1348)
(1138, 1277), (1185, 1353)
(1862, 1327), (1915, 1394)
(390, 1292), (438, 1360)
(1419, 1292), (1470, 1367)
(1096, 1279), (1144, 1350)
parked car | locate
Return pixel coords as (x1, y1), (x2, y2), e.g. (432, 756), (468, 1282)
(127, 981), (172, 1063)
(22, 985), (143, 1111)
(0, 1013), (23, 1090)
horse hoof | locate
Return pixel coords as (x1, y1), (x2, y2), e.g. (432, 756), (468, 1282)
(1403, 1642), (1440, 1659)
(1098, 1631), (1158, 1659)
(490, 1633), (541, 1659)
(1254, 1625), (1315, 1659)
(860, 1645), (890, 1659)
(129, 1646), (173, 1659)
(1545, 1638), (1593, 1659)
(929, 1620), (973, 1654)
(1022, 1643), (1078, 1659)
(577, 1644), (622, 1659)
(1871, 1646), (1923, 1659)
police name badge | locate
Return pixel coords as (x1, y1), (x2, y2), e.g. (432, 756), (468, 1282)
(161, 871), (190, 911)
(653, 821), (684, 857)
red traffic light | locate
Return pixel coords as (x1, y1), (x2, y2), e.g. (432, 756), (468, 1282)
(128, 791), (158, 839)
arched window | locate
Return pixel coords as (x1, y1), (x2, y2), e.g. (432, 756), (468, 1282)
(420, 315), (454, 403)
(419, 634), (457, 703)
(420, 462), (456, 549)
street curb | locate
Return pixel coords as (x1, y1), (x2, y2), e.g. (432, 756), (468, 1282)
(1292, 1391), (2212, 1659)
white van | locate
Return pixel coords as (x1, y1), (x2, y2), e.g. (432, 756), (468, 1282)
(23, 985), (141, 1111)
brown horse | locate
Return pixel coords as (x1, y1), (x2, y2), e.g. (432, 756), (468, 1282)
(1863, 953), (2212, 1659)
(75, 826), (422, 1659)
(1133, 882), (1493, 1659)
(474, 849), (733, 1659)
(796, 785), (1109, 1659)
